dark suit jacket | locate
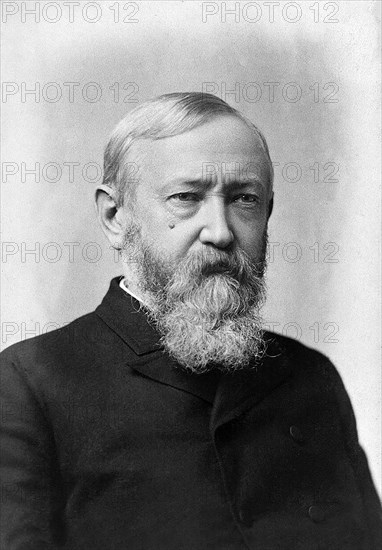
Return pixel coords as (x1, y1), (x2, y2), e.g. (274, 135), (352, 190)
(1, 277), (381, 549)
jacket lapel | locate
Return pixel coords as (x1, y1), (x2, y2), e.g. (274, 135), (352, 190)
(95, 276), (161, 355)
(95, 278), (220, 403)
(96, 278), (292, 422)
(210, 336), (292, 431)
(131, 352), (222, 404)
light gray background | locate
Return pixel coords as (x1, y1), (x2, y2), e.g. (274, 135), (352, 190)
(1, 0), (381, 494)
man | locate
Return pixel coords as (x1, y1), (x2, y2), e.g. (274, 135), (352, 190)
(1, 92), (381, 549)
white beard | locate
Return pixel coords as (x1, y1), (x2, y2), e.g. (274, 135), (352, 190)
(121, 226), (268, 373)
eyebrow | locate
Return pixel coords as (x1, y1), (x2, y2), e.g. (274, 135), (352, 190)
(162, 177), (265, 192)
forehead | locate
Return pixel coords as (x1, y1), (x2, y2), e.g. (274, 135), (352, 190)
(131, 115), (271, 188)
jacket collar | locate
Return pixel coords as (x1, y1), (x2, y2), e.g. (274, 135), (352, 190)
(96, 277), (292, 426)
(95, 278), (221, 403)
(95, 276), (162, 355)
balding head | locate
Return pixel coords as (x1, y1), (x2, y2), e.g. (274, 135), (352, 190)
(102, 92), (273, 208)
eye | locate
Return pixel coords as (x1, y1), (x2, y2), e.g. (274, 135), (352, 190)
(233, 194), (259, 204)
(169, 192), (200, 202)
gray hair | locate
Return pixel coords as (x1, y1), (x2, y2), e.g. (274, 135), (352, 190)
(102, 92), (273, 207)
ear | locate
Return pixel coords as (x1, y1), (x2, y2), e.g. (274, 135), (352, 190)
(95, 184), (125, 249)
(267, 192), (274, 219)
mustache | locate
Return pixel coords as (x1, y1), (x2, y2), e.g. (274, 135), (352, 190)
(172, 247), (266, 285)
(200, 255), (245, 279)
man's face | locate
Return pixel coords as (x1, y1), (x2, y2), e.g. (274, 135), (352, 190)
(119, 115), (272, 373)
(127, 115), (272, 267)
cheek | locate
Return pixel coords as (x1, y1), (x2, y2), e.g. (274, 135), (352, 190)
(234, 220), (268, 256)
(135, 200), (167, 239)
(139, 215), (194, 259)
(233, 213), (267, 239)
(164, 231), (197, 259)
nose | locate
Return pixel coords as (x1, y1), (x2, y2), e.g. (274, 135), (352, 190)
(198, 196), (234, 249)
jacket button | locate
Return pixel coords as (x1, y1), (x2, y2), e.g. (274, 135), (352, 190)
(289, 425), (304, 443)
(308, 505), (326, 523)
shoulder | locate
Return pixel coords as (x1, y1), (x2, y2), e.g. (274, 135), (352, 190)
(0, 310), (126, 396)
(1, 311), (105, 364)
(264, 330), (332, 366)
(264, 331), (347, 398)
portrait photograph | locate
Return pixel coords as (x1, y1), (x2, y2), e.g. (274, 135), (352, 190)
(1, 1), (381, 548)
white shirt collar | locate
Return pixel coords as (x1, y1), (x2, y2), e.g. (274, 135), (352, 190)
(119, 278), (146, 305)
